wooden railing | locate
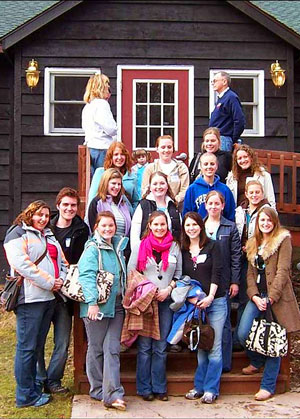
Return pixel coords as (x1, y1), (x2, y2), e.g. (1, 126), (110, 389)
(254, 149), (300, 214)
(78, 145), (300, 216)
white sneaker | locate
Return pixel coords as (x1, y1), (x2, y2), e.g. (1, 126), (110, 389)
(201, 392), (217, 404)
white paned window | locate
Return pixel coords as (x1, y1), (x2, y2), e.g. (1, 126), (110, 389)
(44, 67), (99, 135)
(132, 79), (178, 149)
(209, 69), (265, 137)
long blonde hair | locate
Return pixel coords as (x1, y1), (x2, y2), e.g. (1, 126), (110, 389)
(246, 207), (281, 256)
(83, 73), (110, 103)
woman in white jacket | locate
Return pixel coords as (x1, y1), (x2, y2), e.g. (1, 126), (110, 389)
(82, 73), (117, 175)
(226, 144), (276, 210)
(4, 200), (68, 408)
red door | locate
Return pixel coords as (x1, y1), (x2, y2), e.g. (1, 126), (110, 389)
(119, 67), (193, 160)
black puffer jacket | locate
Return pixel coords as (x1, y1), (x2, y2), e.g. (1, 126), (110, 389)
(140, 198), (181, 241)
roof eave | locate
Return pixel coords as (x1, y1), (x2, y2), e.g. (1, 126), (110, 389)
(228, 0), (300, 50)
(1, 0), (83, 51)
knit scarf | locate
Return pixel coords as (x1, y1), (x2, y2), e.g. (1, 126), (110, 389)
(137, 231), (174, 273)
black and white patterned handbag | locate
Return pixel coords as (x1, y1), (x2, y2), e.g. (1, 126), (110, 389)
(246, 302), (288, 358)
(61, 243), (114, 304)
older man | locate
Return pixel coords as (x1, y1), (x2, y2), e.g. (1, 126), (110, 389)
(209, 71), (245, 152)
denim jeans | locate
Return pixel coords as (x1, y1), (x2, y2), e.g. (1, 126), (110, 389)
(238, 300), (281, 394)
(89, 148), (107, 176)
(232, 254), (249, 346)
(222, 292), (232, 372)
(15, 300), (55, 407)
(220, 136), (233, 152)
(136, 298), (173, 395)
(83, 298), (124, 404)
(194, 296), (227, 396)
(36, 300), (72, 388)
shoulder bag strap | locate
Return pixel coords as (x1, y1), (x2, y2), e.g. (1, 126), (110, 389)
(87, 242), (103, 271)
(34, 238), (48, 266)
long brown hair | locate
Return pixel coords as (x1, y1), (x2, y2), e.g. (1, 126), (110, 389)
(182, 212), (209, 251)
(253, 207), (281, 246)
(104, 141), (133, 174)
(142, 171), (176, 202)
(141, 210), (169, 240)
(232, 144), (264, 180)
(97, 168), (125, 203)
(14, 200), (51, 228)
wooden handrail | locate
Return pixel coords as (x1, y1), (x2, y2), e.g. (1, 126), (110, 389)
(78, 145), (300, 215)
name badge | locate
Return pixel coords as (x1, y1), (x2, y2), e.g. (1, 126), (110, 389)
(65, 238), (71, 248)
(197, 254), (207, 264)
(170, 174), (180, 183)
(168, 255), (177, 263)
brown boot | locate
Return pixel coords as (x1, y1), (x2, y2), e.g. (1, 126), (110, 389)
(242, 364), (260, 375)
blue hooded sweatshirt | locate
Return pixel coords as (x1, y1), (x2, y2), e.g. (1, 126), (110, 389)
(182, 174), (236, 221)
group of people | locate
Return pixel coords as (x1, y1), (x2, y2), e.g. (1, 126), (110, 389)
(3, 71), (300, 411)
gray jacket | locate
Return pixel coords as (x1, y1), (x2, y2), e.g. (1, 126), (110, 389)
(127, 241), (182, 290)
(4, 223), (68, 304)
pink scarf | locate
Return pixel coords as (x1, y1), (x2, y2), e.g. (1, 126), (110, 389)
(137, 231), (174, 273)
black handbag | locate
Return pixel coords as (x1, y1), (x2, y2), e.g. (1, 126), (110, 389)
(182, 305), (215, 351)
(0, 246), (48, 312)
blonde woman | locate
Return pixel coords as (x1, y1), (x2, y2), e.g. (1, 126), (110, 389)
(238, 207), (300, 401)
(82, 73), (117, 174)
(189, 127), (232, 184)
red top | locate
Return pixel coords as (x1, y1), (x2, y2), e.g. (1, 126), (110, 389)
(47, 243), (59, 279)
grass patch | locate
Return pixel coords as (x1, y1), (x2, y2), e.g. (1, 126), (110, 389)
(0, 308), (74, 418)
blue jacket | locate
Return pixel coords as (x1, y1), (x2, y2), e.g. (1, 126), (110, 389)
(182, 175), (236, 221)
(209, 216), (241, 289)
(88, 167), (139, 210)
(209, 88), (245, 143)
(78, 233), (128, 318)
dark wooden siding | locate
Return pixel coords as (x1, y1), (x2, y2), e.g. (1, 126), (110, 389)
(0, 56), (12, 275)
(294, 56), (300, 153)
(4, 0), (295, 222)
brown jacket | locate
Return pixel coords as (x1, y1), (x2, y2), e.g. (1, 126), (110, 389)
(246, 229), (300, 333)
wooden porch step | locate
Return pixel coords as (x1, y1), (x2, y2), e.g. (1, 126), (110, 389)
(120, 371), (289, 396)
(120, 348), (250, 373)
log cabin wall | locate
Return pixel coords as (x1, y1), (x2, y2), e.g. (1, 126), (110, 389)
(0, 55), (13, 272)
(0, 0), (297, 276)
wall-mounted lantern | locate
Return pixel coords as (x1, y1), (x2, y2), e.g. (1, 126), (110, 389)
(270, 60), (286, 88)
(25, 59), (40, 90)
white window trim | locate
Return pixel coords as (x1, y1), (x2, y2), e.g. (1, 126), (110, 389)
(44, 67), (100, 136)
(209, 69), (265, 137)
(132, 79), (178, 150)
(117, 65), (194, 160)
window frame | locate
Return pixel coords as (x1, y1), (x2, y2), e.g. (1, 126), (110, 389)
(209, 69), (265, 137)
(44, 67), (100, 136)
(132, 78), (179, 150)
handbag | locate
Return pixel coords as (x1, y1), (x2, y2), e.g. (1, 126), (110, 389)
(245, 301), (288, 358)
(0, 246), (48, 312)
(182, 305), (215, 351)
(61, 242), (114, 304)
